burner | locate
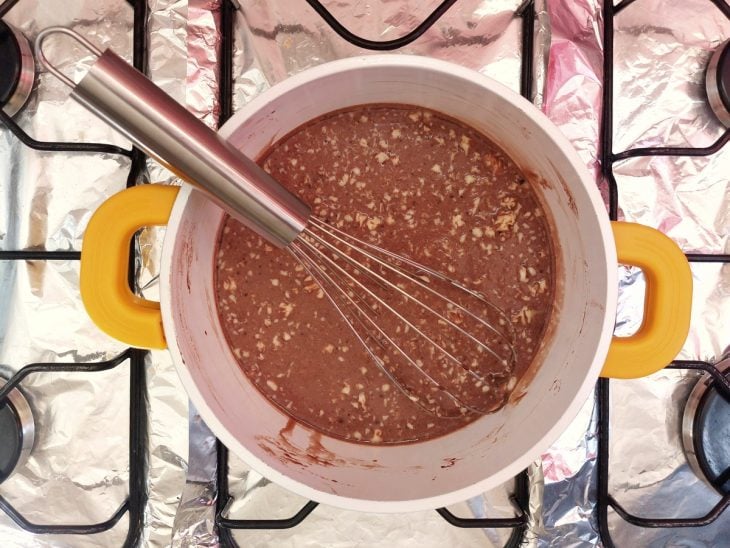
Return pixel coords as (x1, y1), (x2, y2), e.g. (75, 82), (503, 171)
(682, 359), (730, 495)
(706, 39), (730, 127)
(0, 380), (35, 483)
(0, 21), (35, 117)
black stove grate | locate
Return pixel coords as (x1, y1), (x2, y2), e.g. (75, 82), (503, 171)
(0, 0), (150, 546)
(0, 0), (133, 159)
(1, 0), (727, 544)
(212, 1), (537, 546)
(597, 0), (730, 545)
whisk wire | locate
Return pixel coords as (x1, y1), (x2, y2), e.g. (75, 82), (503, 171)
(304, 220), (515, 369)
(295, 234), (472, 378)
(308, 217), (517, 348)
(287, 243), (479, 416)
(285, 218), (518, 417)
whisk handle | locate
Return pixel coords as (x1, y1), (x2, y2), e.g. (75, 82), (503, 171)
(36, 27), (311, 248)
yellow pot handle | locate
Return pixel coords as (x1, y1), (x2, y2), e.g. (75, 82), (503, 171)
(82, 190), (691, 375)
(601, 221), (692, 378)
(80, 184), (180, 349)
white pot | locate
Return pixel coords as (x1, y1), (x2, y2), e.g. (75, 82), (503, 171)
(80, 55), (692, 512)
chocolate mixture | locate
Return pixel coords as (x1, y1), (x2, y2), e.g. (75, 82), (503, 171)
(215, 105), (555, 445)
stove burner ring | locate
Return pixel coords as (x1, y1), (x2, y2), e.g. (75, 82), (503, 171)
(0, 21), (35, 118)
(0, 380), (35, 483)
(706, 39), (730, 128)
(682, 359), (730, 495)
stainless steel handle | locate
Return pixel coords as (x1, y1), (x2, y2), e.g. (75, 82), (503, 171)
(35, 27), (310, 248)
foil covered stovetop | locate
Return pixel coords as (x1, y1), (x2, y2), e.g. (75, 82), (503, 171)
(0, 0), (728, 546)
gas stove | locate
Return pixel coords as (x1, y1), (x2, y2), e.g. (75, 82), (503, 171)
(0, 1), (727, 546)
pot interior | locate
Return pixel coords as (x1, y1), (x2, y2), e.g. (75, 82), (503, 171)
(161, 56), (615, 512)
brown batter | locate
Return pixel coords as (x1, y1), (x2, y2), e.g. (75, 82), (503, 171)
(215, 105), (554, 445)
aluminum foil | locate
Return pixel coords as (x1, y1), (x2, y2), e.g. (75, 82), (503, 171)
(540, 1), (730, 546)
(219, 457), (535, 548)
(0, 2), (133, 547)
(231, 0), (551, 108)
(0, 1), (191, 547)
(601, 1), (730, 546)
(143, 1), (220, 547)
(536, 0), (604, 545)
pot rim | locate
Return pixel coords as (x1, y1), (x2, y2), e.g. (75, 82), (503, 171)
(160, 54), (617, 513)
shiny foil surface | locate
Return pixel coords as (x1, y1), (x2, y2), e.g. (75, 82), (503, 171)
(0, 0), (728, 546)
(602, 0), (730, 546)
(0, 2), (135, 547)
(540, 1), (730, 546)
(536, 1), (605, 545)
(0, 1), (190, 547)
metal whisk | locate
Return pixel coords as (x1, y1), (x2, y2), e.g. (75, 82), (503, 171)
(37, 27), (517, 418)
(291, 218), (516, 417)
